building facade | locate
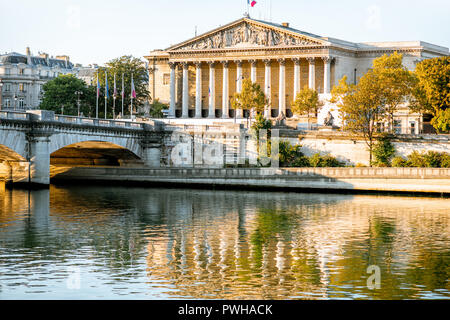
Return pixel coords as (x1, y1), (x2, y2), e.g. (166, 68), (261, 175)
(145, 16), (449, 132)
(0, 48), (76, 110)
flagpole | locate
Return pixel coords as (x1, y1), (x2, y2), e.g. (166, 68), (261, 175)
(105, 71), (108, 119)
(113, 73), (116, 119)
(96, 73), (99, 118)
(121, 73), (124, 119)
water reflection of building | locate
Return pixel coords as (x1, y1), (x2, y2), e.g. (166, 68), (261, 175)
(143, 192), (450, 299)
(0, 186), (448, 299)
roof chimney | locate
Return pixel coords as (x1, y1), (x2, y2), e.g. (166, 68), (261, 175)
(282, 22), (290, 28)
(26, 47), (32, 64)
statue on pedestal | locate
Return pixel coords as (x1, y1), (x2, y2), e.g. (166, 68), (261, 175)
(275, 111), (286, 127)
(324, 111), (334, 127)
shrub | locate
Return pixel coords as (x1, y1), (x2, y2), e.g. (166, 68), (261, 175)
(441, 153), (450, 168)
(406, 151), (427, 167)
(392, 156), (408, 167)
(309, 153), (345, 168)
(279, 141), (304, 167)
(308, 153), (323, 167)
(355, 163), (367, 167)
(393, 151), (450, 168)
(423, 151), (443, 168)
(373, 135), (396, 167)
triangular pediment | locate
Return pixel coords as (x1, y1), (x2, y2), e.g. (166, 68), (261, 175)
(167, 18), (328, 51)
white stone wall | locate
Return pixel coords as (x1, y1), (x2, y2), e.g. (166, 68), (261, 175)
(283, 134), (450, 166)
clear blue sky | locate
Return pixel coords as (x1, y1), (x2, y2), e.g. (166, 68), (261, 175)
(1, 0), (449, 66)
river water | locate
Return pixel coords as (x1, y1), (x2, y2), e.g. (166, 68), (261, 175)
(0, 185), (448, 300)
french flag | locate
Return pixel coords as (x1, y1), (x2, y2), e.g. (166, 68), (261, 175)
(131, 74), (136, 99)
(248, 0), (257, 7)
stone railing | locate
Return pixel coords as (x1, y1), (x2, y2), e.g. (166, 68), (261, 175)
(0, 110), (154, 131)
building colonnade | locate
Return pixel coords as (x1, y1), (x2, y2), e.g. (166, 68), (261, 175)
(168, 56), (334, 119)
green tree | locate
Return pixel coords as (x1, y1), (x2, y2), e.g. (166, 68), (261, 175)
(373, 134), (396, 167)
(409, 77), (434, 134)
(95, 55), (150, 119)
(373, 52), (415, 132)
(231, 78), (266, 122)
(291, 86), (323, 129)
(251, 113), (272, 162)
(331, 74), (385, 166)
(40, 74), (96, 116)
(149, 99), (168, 118)
(415, 56), (450, 133)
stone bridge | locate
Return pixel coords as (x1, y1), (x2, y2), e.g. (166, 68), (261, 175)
(0, 110), (167, 186)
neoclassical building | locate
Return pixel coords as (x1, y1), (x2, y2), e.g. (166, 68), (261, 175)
(145, 16), (449, 128)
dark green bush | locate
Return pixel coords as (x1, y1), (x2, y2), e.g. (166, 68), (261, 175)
(308, 153), (345, 168)
(392, 151), (450, 168)
(373, 135), (396, 167)
(392, 156), (408, 167)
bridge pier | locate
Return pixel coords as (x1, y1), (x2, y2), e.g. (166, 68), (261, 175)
(28, 135), (51, 186)
(140, 142), (162, 167)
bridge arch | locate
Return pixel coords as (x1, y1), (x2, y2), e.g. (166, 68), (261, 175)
(0, 130), (28, 159)
(50, 141), (142, 166)
(48, 133), (142, 158)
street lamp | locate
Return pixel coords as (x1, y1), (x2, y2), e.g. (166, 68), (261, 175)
(14, 94), (17, 111)
(75, 91), (83, 117)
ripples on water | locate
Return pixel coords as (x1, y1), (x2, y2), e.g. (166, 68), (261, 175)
(0, 184), (448, 300)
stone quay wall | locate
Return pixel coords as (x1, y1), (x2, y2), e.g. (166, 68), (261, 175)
(50, 167), (450, 195)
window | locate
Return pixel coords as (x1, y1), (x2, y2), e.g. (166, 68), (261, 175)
(18, 68), (24, 75)
(163, 73), (170, 85)
(19, 98), (25, 109)
(410, 121), (416, 135)
(394, 120), (402, 134)
(19, 83), (25, 92)
(5, 83), (11, 92)
(5, 68), (10, 75)
(5, 98), (10, 108)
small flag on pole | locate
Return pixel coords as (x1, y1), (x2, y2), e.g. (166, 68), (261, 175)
(131, 74), (136, 99)
(97, 74), (100, 98)
(247, 0), (257, 7)
(105, 72), (109, 99)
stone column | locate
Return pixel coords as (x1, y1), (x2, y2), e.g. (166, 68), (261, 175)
(307, 57), (316, 90)
(194, 62), (202, 118)
(293, 58), (301, 98)
(235, 60), (243, 118)
(278, 58), (286, 116)
(250, 60), (257, 83)
(263, 59), (271, 118)
(168, 62), (176, 118)
(322, 57), (331, 94)
(222, 61), (229, 119)
(208, 61), (216, 118)
(182, 62), (189, 118)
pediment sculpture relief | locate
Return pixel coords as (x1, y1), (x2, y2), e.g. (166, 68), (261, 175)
(176, 22), (317, 50)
